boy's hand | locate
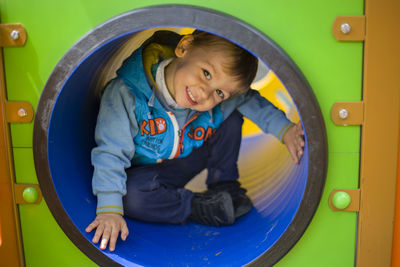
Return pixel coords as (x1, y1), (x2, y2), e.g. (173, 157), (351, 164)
(85, 213), (129, 252)
(283, 122), (305, 164)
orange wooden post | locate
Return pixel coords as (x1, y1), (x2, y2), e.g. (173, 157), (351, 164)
(0, 217), (2, 247)
(391, 131), (400, 267)
(0, 40), (25, 267)
(356, 0), (400, 266)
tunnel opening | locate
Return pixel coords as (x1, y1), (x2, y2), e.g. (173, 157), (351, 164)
(33, 5), (327, 266)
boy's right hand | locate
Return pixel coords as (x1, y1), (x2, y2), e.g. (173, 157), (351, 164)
(283, 122), (305, 164)
(85, 213), (129, 252)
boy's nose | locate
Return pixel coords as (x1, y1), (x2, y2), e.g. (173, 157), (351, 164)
(198, 86), (213, 101)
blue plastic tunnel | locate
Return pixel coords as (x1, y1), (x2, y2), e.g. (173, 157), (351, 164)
(33, 6), (326, 266)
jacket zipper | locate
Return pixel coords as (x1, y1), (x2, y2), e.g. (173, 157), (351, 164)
(174, 114), (198, 158)
(166, 111), (180, 159)
(165, 112), (198, 159)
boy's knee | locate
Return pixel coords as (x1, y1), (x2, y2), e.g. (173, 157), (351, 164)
(219, 111), (243, 134)
(123, 183), (193, 224)
(124, 180), (161, 214)
(225, 110), (244, 125)
(213, 110), (243, 141)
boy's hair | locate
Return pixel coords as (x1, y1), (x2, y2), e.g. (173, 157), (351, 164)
(191, 30), (258, 94)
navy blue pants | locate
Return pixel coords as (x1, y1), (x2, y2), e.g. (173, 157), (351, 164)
(123, 110), (243, 224)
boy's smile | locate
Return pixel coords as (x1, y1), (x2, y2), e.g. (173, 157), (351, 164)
(186, 87), (198, 105)
(164, 35), (243, 112)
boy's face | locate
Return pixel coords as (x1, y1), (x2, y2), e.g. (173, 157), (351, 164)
(165, 36), (243, 112)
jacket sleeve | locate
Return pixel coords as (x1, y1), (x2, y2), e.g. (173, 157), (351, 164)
(221, 89), (294, 142)
(91, 79), (138, 215)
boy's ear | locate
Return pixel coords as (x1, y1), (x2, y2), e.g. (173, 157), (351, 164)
(175, 35), (194, 58)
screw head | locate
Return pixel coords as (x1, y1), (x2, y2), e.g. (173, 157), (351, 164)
(339, 108), (349, 119)
(17, 108), (28, 117)
(10, 30), (20, 40)
(341, 23), (351, 34)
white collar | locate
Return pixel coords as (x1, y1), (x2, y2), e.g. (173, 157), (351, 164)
(155, 58), (184, 109)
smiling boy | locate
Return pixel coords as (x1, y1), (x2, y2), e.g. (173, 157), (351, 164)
(86, 30), (305, 252)
(165, 34), (245, 111)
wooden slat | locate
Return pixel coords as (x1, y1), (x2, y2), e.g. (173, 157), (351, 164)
(356, 0), (400, 266)
(0, 48), (24, 266)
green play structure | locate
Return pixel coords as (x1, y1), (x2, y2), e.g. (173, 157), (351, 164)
(0, 0), (363, 266)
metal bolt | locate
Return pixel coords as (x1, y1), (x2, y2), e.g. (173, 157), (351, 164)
(340, 23), (351, 34)
(339, 108), (349, 119)
(10, 30), (20, 40)
(17, 108), (27, 118)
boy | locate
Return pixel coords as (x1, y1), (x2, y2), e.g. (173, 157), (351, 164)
(86, 30), (305, 252)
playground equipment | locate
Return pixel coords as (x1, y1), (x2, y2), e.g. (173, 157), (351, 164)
(0, 1), (399, 266)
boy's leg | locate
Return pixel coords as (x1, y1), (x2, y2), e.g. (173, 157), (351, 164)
(123, 154), (234, 225)
(123, 161), (195, 224)
(206, 110), (243, 185)
(204, 110), (253, 219)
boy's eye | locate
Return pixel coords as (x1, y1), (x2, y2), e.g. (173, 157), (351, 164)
(216, 89), (225, 99)
(203, 69), (211, 80)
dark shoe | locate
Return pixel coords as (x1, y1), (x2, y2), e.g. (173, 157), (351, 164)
(189, 191), (235, 226)
(208, 180), (253, 219)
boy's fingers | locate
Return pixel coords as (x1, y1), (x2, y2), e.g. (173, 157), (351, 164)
(297, 141), (304, 162)
(297, 133), (305, 147)
(100, 225), (111, 250)
(109, 227), (119, 252)
(297, 124), (305, 137)
(297, 148), (303, 157)
(92, 224), (105, 243)
(86, 220), (99, 233)
(292, 142), (303, 164)
(121, 223), (129, 241)
(290, 147), (299, 164)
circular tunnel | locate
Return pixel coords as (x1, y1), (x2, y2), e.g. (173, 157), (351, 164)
(33, 5), (327, 267)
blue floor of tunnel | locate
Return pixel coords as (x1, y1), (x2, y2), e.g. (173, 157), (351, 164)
(49, 132), (307, 266)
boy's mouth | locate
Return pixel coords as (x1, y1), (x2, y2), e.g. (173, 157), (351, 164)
(186, 87), (197, 105)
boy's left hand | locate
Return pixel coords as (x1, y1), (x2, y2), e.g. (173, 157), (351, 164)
(283, 122), (305, 164)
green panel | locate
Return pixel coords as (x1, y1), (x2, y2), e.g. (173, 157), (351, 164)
(3, 0), (363, 266)
(18, 203), (97, 267)
(13, 148), (96, 266)
(13, 148), (36, 184)
(277, 152), (359, 267)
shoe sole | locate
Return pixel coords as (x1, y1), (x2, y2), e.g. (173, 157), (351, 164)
(234, 195), (253, 219)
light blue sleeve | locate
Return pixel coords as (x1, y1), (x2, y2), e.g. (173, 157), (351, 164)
(221, 89), (294, 142)
(91, 79), (138, 215)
